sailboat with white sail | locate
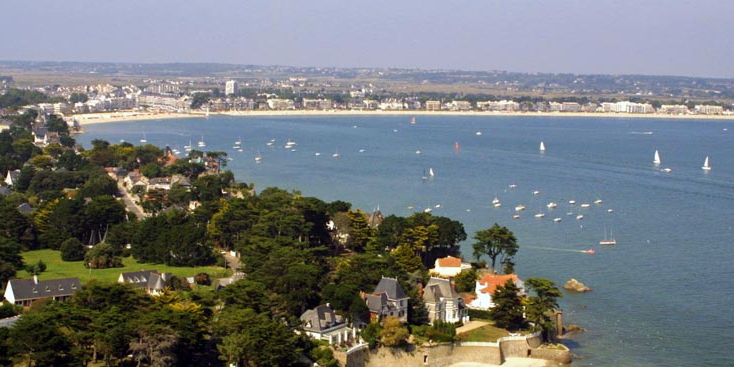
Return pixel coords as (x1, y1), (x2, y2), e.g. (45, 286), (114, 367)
(184, 140), (192, 151)
(600, 227), (617, 245)
(653, 149), (661, 165)
(198, 135), (206, 148)
(539, 141), (546, 152)
(702, 156), (711, 171)
(429, 167), (435, 178)
(140, 133), (147, 143)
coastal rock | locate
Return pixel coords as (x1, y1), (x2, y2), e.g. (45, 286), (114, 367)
(563, 278), (592, 292)
(565, 324), (586, 333)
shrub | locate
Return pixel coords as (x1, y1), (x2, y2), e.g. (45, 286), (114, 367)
(169, 276), (191, 291)
(25, 260), (46, 275)
(84, 243), (123, 269)
(361, 322), (382, 349)
(454, 268), (478, 293)
(60, 238), (85, 261)
(468, 309), (493, 320)
(194, 272), (211, 286)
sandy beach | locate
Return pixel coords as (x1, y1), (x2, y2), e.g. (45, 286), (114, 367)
(64, 109), (734, 126)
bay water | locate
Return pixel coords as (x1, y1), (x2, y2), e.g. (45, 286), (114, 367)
(79, 115), (734, 366)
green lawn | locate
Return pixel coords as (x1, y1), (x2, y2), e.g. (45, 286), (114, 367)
(457, 324), (510, 342)
(17, 250), (231, 284)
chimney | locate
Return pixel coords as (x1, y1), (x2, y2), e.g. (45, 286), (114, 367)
(326, 302), (331, 309)
(33, 275), (38, 284)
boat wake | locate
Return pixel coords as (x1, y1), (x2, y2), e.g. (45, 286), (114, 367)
(525, 245), (591, 254)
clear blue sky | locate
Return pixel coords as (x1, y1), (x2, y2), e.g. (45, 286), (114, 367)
(1, 0), (733, 78)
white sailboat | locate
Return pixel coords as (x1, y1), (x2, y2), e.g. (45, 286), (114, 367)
(539, 141), (546, 152)
(235, 137), (242, 145)
(198, 135), (206, 148)
(140, 133), (147, 143)
(600, 227), (617, 245)
(653, 149), (661, 165)
(702, 156), (711, 171)
(254, 151), (263, 163)
(429, 167), (435, 177)
(184, 140), (192, 151)
(332, 148), (340, 158)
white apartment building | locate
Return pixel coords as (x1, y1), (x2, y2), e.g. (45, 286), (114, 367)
(658, 104), (690, 114)
(225, 80), (239, 95)
(694, 105), (724, 115)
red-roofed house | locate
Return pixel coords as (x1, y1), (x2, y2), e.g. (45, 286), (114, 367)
(429, 256), (472, 277)
(468, 273), (525, 310)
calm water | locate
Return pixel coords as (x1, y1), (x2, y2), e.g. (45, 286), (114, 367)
(79, 115), (734, 366)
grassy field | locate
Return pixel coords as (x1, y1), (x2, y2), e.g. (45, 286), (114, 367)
(17, 250), (231, 284)
(457, 324), (510, 342)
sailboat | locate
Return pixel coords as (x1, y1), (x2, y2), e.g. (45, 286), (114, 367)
(235, 137), (242, 145)
(702, 156), (711, 171)
(184, 140), (192, 151)
(653, 149), (661, 165)
(422, 169), (428, 181)
(600, 228), (617, 245)
(539, 141), (546, 152)
(411, 117), (416, 125)
(198, 135), (206, 148)
(332, 148), (340, 158)
(429, 167), (435, 177)
(254, 152), (263, 163)
(454, 142), (460, 153)
(140, 133), (147, 143)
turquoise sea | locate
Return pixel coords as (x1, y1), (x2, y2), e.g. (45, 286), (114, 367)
(79, 115), (734, 366)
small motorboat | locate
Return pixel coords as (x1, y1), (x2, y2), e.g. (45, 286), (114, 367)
(553, 217), (562, 222)
(583, 249), (596, 254)
(508, 184), (517, 188)
(512, 215), (520, 220)
(534, 213), (546, 218)
(580, 203), (591, 208)
(493, 202), (502, 208)
(515, 205), (525, 212)
(576, 214), (584, 220)
(547, 202), (557, 209)
(569, 200), (576, 205)
(594, 199), (603, 204)
(532, 190), (540, 195)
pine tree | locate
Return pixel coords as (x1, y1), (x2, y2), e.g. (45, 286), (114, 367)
(489, 280), (525, 331)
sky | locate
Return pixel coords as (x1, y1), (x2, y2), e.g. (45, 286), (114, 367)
(1, 0), (733, 78)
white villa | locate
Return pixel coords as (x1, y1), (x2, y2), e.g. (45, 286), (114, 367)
(468, 273), (525, 310)
(429, 256), (472, 278)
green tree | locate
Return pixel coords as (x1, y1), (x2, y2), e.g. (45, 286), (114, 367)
(45, 114), (69, 134)
(25, 259), (47, 275)
(60, 237), (85, 261)
(0, 237), (24, 285)
(69, 93), (88, 104)
(190, 93), (210, 109)
(472, 224), (519, 272)
(85, 243), (123, 269)
(215, 308), (300, 367)
(454, 268), (478, 293)
(9, 311), (83, 367)
(524, 278), (563, 339)
(141, 162), (162, 178)
(346, 209), (374, 252)
(361, 322), (382, 349)
(489, 280), (525, 331)
(379, 316), (409, 347)
(81, 175), (118, 197)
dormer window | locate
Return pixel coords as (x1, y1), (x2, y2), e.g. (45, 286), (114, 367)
(58, 284), (64, 291)
(45, 286), (50, 292)
(32, 287), (38, 293)
(71, 284), (77, 289)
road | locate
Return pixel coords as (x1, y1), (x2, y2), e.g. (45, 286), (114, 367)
(117, 182), (147, 220)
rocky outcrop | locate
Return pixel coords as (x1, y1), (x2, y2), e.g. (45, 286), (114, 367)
(563, 278), (592, 292)
(565, 324), (586, 333)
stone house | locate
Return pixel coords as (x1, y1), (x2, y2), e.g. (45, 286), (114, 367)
(361, 277), (409, 323)
(300, 304), (356, 345)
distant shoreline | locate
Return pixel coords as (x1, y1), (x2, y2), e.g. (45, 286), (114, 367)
(68, 110), (734, 126)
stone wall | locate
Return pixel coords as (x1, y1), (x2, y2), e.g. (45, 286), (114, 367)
(529, 345), (572, 364)
(362, 344), (502, 367)
(500, 339), (530, 359)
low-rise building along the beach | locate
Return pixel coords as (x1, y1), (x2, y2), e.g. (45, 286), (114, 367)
(694, 105), (724, 114)
(658, 104), (690, 114)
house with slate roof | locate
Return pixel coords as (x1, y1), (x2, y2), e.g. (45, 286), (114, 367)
(4, 275), (81, 307)
(118, 270), (171, 295)
(300, 304), (356, 345)
(361, 276), (409, 323)
(423, 277), (469, 324)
